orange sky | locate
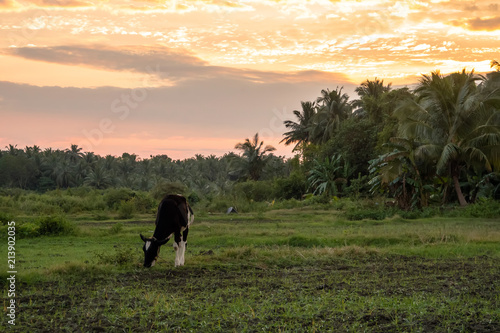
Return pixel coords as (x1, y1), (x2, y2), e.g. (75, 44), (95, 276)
(1, 0), (499, 159)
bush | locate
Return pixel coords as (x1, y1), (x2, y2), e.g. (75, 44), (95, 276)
(273, 172), (307, 200)
(16, 222), (39, 238)
(234, 181), (274, 202)
(109, 223), (124, 234)
(130, 192), (155, 213)
(0, 211), (14, 226)
(117, 200), (135, 219)
(36, 215), (77, 236)
(104, 188), (135, 209)
(467, 199), (500, 217)
(444, 199), (500, 218)
(188, 191), (201, 204)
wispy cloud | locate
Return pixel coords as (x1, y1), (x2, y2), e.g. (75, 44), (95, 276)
(4, 45), (350, 84)
(459, 16), (500, 31)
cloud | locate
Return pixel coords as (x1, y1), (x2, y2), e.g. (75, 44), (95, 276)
(0, 0), (18, 9)
(4, 45), (351, 84)
(462, 16), (500, 31)
(18, 0), (94, 7)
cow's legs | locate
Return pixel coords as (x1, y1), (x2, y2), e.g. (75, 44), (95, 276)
(179, 227), (189, 266)
(173, 228), (189, 266)
(173, 232), (181, 266)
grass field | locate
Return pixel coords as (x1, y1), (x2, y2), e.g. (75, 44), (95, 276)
(2, 208), (500, 332)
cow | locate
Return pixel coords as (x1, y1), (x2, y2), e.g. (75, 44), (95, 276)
(140, 194), (194, 268)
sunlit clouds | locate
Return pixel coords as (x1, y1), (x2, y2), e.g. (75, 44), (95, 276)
(1, 0), (499, 158)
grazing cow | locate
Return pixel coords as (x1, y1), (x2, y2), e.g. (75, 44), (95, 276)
(140, 194), (194, 267)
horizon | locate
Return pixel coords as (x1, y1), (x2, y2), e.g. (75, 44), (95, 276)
(1, 0), (499, 160)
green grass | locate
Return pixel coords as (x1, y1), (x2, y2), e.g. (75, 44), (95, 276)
(1, 208), (499, 332)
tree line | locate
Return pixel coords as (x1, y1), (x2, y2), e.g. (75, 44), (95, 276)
(1, 61), (500, 209)
(283, 61), (500, 208)
(0, 141), (291, 198)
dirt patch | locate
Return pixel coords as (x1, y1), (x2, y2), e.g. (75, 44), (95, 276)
(5, 255), (500, 332)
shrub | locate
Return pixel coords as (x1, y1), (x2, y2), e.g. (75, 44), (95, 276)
(0, 211), (14, 226)
(109, 222), (123, 234)
(36, 215), (77, 236)
(16, 222), (39, 238)
(466, 199), (500, 218)
(188, 191), (201, 204)
(273, 172), (307, 200)
(104, 188), (135, 209)
(234, 181), (274, 202)
(130, 193), (155, 213)
(117, 200), (135, 219)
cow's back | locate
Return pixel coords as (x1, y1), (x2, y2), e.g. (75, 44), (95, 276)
(153, 195), (189, 237)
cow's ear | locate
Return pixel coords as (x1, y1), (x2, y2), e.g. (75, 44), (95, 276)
(157, 238), (169, 245)
(140, 234), (148, 242)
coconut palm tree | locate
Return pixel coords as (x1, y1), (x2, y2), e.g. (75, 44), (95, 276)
(352, 78), (392, 123)
(65, 144), (84, 163)
(281, 101), (317, 152)
(394, 69), (500, 206)
(311, 87), (351, 144)
(233, 133), (276, 181)
(84, 165), (113, 189)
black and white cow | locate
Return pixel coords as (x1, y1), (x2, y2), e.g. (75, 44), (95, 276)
(140, 194), (194, 267)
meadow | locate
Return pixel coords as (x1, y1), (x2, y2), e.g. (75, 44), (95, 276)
(1, 200), (500, 332)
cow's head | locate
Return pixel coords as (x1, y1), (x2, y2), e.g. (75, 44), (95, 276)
(140, 234), (168, 267)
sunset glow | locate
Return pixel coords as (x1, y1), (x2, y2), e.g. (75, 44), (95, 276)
(1, 0), (499, 159)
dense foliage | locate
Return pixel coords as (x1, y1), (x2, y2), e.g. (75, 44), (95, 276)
(2, 62), (500, 210)
(0, 142), (290, 198)
(283, 63), (500, 209)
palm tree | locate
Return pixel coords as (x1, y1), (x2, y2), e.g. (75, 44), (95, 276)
(84, 165), (113, 189)
(65, 144), (84, 163)
(311, 87), (351, 144)
(233, 133), (276, 181)
(281, 101), (317, 152)
(352, 78), (392, 123)
(395, 69), (500, 206)
(53, 159), (74, 188)
(5, 144), (21, 156)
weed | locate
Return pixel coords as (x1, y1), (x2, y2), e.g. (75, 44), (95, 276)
(109, 222), (124, 234)
(94, 246), (137, 266)
(345, 208), (389, 220)
(283, 235), (323, 248)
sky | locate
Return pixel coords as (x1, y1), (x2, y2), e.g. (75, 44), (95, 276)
(1, 0), (499, 159)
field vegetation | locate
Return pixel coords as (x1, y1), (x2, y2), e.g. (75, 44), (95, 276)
(1, 193), (500, 332)
(1, 64), (500, 331)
